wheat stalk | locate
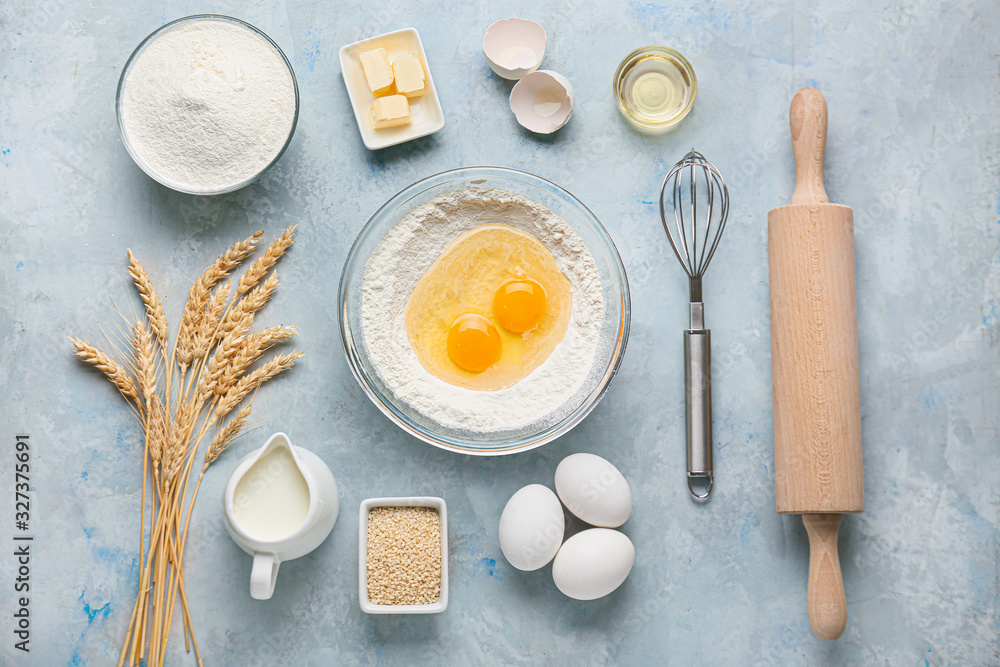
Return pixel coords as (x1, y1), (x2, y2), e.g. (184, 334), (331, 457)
(132, 322), (157, 409)
(237, 225), (295, 296)
(214, 351), (303, 422)
(214, 325), (299, 398)
(73, 228), (300, 667)
(188, 281), (232, 366)
(147, 393), (165, 474)
(71, 338), (139, 402)
(218, 272), (280, 339)
(127, 251), (169, 347)
(204, 405), (253, 467)
(176, 232), (262, 368)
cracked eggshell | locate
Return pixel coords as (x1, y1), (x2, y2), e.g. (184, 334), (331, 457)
(483, 18), (546, 80)
(499, 484), (565, 571)
(555, 453), (632, 528)
(552, 528), (635, 601)
(509, 70), (574, 134)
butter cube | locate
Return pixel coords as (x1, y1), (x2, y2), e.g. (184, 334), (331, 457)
(371, 94), (411, 129)
(359, 47), (394, 96)
(391, 53), (425, 98)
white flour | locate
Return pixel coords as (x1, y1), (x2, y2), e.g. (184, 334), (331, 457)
(361, 188), (604, 432)
(119, 19), (296, 191)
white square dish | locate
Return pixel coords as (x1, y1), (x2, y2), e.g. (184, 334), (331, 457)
(338, 28), (445, 150)
(359, 496), (448, 614)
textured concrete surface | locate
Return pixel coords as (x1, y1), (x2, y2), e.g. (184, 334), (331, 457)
(1, 0), (998, 664)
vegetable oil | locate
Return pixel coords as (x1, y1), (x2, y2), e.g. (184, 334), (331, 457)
(614, 47), (697, 131)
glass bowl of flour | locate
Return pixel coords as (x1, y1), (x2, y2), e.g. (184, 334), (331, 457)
(339, 166), (631, 455)
(116, 15), (299, 195)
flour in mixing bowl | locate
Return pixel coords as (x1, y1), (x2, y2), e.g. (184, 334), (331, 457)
(361, 187), (604, 432)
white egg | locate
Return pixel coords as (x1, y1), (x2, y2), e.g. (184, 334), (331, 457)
(552, 528), (635, 600)
(554, 453), (632, 528)
(498, 484), (565, 571)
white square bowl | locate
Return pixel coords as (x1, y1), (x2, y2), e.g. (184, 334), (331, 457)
(359, 496), (448, 614)
(338, 28), (445, 150)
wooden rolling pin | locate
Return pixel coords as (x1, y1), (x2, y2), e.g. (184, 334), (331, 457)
(768, 88), (864, 640)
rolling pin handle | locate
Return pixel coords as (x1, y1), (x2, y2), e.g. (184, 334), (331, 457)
(802, 513), (848, 640)
(789, 88), (830, 206)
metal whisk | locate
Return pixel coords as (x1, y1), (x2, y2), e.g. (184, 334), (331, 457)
(659, 149), (730, 499)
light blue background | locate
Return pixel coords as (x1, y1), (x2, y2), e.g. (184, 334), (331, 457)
(1, 0), (998, 664)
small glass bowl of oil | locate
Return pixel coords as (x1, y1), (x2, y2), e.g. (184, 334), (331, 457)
(613, 46), (697, 131)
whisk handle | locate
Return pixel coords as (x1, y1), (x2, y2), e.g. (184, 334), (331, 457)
(684, 327), (713, 498)
(790, 88), (829, 205)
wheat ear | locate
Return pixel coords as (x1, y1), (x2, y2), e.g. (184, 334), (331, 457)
(237, 225), (296, 296)
(203, 405), (253, 468)
(71, 338), (138, 402)
(214, 351), (303, 421)
(132, 322), (157, 411)
(176, 231), (262, 367)
(127, 251), (169, 347)
(211, 325), (299, 399)
(188, 280), (232, 366)
(218, 272), (280, 339)
(162, 407), (195, 487)
(147, 393), (165, 476)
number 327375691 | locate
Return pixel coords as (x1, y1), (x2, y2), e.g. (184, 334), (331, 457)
(15, 436), (30, 525)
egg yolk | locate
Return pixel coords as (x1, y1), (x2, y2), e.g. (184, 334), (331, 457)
(405, 223), (572, 391)
(447, 313), (502, 372)
(494, 279), (547, 333)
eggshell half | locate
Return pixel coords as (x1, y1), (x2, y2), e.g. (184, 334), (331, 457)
(552, 528), (635, 600)
(555, 453), (632, 528)
(499, 484), (565, 571)
(509, 70), (574, 134)
(483, 18), (546, 80)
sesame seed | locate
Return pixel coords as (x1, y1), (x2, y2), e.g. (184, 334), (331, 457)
(366, 506), (442, 605)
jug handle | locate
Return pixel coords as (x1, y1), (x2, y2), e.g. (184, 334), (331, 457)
(250, 553), (280, 600)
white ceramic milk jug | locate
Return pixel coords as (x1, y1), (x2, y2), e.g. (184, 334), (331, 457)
(223, 432), (338, 600)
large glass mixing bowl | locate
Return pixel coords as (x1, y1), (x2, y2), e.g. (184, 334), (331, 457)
(338, 167), (630, 455)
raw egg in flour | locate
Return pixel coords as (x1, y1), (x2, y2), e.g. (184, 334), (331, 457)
(494, 278), (546, 333)
(447, 313), (502, 372)
(405, 224), (572, 391)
